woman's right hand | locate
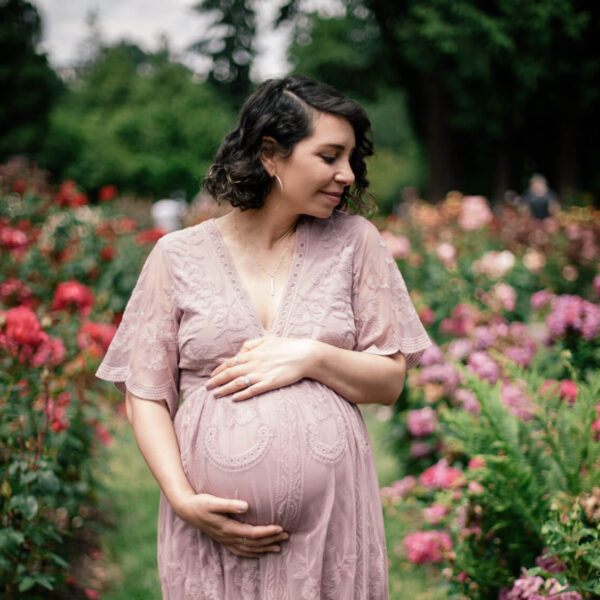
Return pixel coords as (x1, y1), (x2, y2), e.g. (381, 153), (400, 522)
(175, 493), (289, 559)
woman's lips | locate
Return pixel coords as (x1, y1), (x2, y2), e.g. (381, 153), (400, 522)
(321, 191), (342, 202)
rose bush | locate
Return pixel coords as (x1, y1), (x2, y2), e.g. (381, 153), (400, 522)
(0, 158), (164, 598)
(379, 193), (600, 599)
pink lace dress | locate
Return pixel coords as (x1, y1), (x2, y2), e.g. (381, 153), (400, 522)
(96, 211), (431, 600)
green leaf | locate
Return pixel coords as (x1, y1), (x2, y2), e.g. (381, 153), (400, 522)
(38, 470), (60, 493)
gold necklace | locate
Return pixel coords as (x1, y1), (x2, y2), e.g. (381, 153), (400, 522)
(233, 212), (296, 297)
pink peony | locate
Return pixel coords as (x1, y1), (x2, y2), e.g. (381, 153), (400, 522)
(467, 351), (500, 384)
(502, 569), (582, 600)
(407, 407), (438, 437)
(468, 456), (486, 470)
(504, 345), (536, 368)
(558, 380), (578, 405)
(458, 196), (493, 231)
(419, 459), (463, 489)
(417, 362), (460, 392)
(473, 250), (515, 279)
(535, 551), (566, 574)
(436, 243), (456, 267)
(440, 303), (479, 337)
(453, 388), (480, 413)
(403, 530), (452, 564)
(493, 282), (517, 312)
(501, 382), (535, 421)
(410, 441), (434, 458)
(423, 503), (449, 525)
(447, 338), (473, 361)
(594, 275), (600, 299)
(546, 295), (600, 341)
(380, 475), (417, 500)
(380, 230), (411, 259)
(531, 290), (555, 310)
(419, 344), (445, 366)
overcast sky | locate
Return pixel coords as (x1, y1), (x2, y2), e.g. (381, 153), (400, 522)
(33, 0), (292, 81)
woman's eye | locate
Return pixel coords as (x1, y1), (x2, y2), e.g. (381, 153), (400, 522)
(320, 155), (336, 164)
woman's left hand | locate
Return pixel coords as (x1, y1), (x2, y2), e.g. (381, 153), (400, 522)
(206, 336), (317, 402)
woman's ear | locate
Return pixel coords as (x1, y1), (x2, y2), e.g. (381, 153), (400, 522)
(260, 136), (279, 176)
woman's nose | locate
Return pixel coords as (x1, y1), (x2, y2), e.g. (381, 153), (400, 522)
(335, 161), (355, 186)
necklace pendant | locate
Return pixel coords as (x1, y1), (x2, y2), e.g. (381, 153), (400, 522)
(270, 277), (275, 296)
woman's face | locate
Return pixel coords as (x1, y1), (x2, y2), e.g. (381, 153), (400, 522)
(274, 111), (356, 219)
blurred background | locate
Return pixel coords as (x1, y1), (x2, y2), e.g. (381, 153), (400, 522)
(3, 0), (600, 212)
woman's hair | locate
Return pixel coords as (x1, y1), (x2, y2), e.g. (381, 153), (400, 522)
(204, 74), (375, 213)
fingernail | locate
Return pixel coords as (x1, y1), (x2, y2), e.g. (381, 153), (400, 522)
(275, 527), (283, 534)
(273, 546), (281, 552)
(237, 503), (247, 512)
(280, 533), (289, 540)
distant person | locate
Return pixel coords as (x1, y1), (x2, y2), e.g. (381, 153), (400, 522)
(523, 174), (560, 220)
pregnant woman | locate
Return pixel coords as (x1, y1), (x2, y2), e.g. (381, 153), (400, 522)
(96, 74), (431, 599)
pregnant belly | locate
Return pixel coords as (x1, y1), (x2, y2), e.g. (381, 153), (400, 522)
(175, 381), (368, 532)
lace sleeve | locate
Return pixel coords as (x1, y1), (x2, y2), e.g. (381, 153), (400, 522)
(95, 239), (181, 417)
(351, 219), (431, 369)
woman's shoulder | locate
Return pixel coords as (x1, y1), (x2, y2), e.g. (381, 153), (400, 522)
(155, 220), (212, 254)
(311, 210), (377, 242)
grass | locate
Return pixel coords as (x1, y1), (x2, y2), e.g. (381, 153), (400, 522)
(98, 409), (447, 599)
(98, 421), (161, 600)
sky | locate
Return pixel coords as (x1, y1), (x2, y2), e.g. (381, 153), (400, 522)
(33, 0), (292, 81)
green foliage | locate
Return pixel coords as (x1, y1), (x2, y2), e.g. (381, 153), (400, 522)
(0, 0), (62, 162)
(44, 42), (234, 199)
(438, 368), (600, 598)
(0, 163), (163, 597)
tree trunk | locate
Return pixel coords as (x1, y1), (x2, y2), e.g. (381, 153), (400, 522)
(422, 74), (456, 202)
(556, 111), (579, 200)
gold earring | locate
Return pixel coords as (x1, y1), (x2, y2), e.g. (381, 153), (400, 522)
(273, 174), (284, 194)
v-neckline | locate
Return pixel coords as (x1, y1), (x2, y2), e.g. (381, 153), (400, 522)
(207, 217), (309, 336)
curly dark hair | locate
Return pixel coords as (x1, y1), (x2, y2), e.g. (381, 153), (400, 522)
(204, 74), (375, 214)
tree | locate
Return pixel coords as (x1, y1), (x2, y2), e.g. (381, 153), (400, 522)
(190, 0), (256, 104)
(45, 41), (234, 198)
(0, 0), (62, 161)
(279, 0), (600, 202)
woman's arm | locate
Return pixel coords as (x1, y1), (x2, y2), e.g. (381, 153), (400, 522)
(206, 337), (406, 406)
(125, 390), (289, 557)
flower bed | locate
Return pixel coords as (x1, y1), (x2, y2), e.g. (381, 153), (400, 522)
(379, 194), (600, 598)
(0, 158), (164, 598)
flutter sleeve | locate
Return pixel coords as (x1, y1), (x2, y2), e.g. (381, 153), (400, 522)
(351, 218), (431, 369)
(95, 239), (181, 417)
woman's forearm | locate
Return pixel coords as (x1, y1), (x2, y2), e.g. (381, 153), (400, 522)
(125, 391), (196, 515)
(305, 341), (406, 406)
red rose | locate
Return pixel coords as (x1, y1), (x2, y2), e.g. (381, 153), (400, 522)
(51, 281), (95, 317)
(135, 227), (165, 245)
(30, 336), (66, 367)
(99, 245), (116, 261)
(4, 305), (46, 346)
(56, 180), (88, 207)
(98, 185), (118, 202)
(116, 217), (138, 233)
(77, 321), (117, 356)
(0, 227), (28, 249)
(559, 379), (578, 405)
(12, 178), (27, 194)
